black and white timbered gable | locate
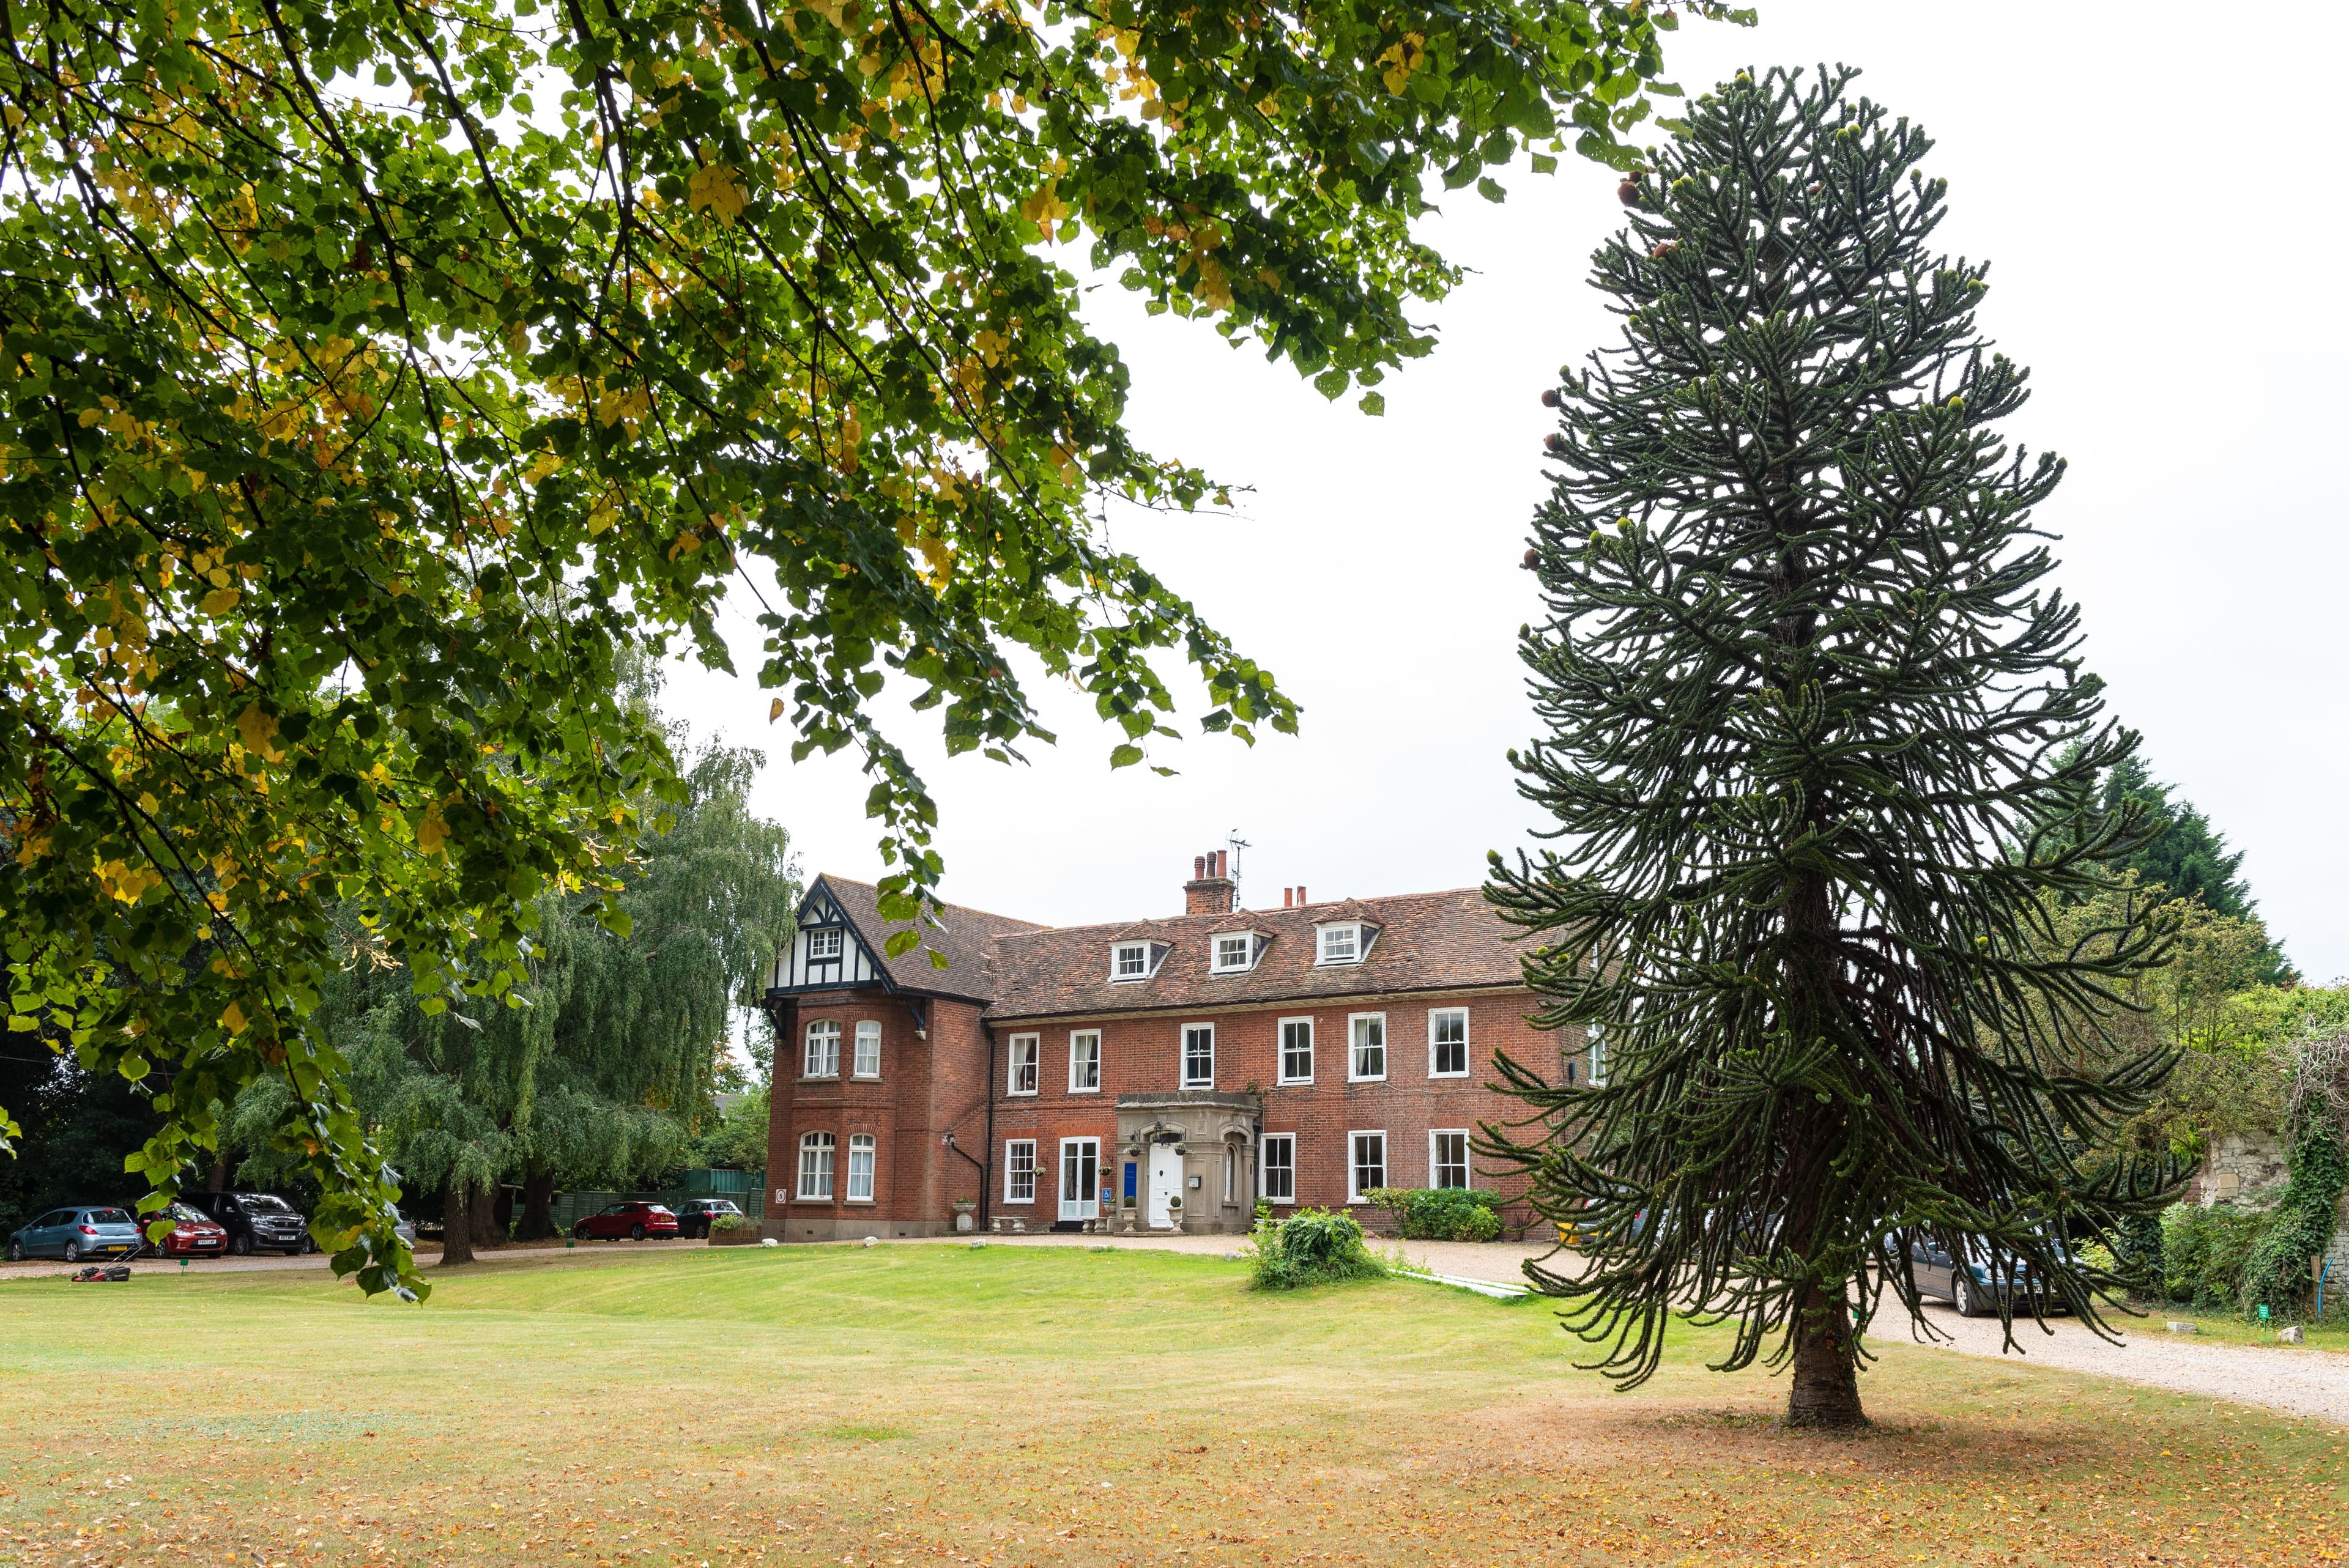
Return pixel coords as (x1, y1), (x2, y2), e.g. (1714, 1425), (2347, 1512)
(771, 879), (889, 994)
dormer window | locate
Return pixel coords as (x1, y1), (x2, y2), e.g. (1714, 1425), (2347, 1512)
(806, 927), (843, 961)
(1108, 939), (1171, 982)
(1211, 933), (1262, 975)
(1316, 922), (1367, 966)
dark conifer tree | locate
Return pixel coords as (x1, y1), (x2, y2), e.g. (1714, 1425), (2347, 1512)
(1486, 67), (2186, 1428)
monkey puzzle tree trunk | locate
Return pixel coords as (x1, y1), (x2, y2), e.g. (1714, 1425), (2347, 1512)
(1484, 66), (2187, 1418)
(1787, 1282), (1866, 1429)
(514, 1168), (558, 1242)
(438, 1178), (475, 1268)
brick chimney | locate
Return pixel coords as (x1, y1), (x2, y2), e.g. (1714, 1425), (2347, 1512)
(1183, 848), (1236, 916)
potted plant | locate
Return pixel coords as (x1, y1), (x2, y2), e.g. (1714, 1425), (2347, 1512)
(1165, 1193), (1184, 1234)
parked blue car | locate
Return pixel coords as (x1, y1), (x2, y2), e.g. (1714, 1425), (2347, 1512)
(7, 1205), (145, 1263)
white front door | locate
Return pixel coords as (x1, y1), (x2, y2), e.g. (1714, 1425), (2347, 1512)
(1146, 1144), (1181, 1229)
(1059, 1138), (1100, 1223)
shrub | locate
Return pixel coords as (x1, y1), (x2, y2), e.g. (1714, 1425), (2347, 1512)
(1249, 1208), (1388, 1291)
(1363, 1186), (1504, 1241)
(709, 1213), (749, 1233)
(2159, 1200), (2277, 1309)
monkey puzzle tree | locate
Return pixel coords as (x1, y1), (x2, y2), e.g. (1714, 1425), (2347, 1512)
(1486, 67), (2185, 1428)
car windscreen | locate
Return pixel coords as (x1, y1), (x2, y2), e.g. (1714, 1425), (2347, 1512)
(168, 1204), (210, 1222)
(85, 1209), (133, 1224)
(240, 1195), (294, 1213)
(647, 1205), (673, 1215)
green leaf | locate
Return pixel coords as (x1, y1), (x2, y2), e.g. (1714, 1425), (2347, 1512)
(1313, 368), (1350, 401)
(1109, 744), (1145, 769)
(1477, 177), (1507, 204)
(1358, 391), (1386, 417)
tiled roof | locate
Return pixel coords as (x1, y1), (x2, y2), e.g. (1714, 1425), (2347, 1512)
(813, 875), (1048, 1005)
(801, 878), (1531, 1016)
(985, 887), (1525, 1021)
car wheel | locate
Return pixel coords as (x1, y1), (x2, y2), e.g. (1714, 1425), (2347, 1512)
(231, 1234), (253, 1256)
(629, 1224), (647, 1241)
(573, 1224), (588, 1240)
(303, 1237), (318, 1255)
(6, 1240), (23, 1263)
(1952, 1272), (1989, 1318)
(64, 1241), (82, 1263)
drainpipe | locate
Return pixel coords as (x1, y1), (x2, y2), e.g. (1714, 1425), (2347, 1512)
(982, 1026), (996, 1229)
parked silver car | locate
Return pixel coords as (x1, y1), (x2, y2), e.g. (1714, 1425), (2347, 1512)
(7, 1205), (145, 1262)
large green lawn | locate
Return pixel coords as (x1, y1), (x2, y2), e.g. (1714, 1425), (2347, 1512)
(2, 1244), (2345, 1566)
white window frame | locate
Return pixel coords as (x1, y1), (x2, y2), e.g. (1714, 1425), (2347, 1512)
(1110, 941), (1151, 982)
(852, 1019), (881, 1079)
(1059, 1137), (1101, 1222)
(1589, 1023), (1608, 1088)
(1348, 1131), (1387, 1204)
(1316, 923), (1362, 966)
(1210, 933), (1256, 975)
(1429, 1129), (1471, 1191)
(1277, 1016), (1315, 1085)
(1003, 1139), (1037, 1204)
(1260, 1134), (1296, 1205)
(796, 1131), (836, 1200)
(1069, 1029), (1102, 1093)
(846, 1133), (877, 1202)
(1007, 1034), (1040, 1096)
(806, 927), (844, 961)
(1348, 1012), (1387, 1082)
(1181, 1023), (1215, 1089)
(803, 1019), (841, 1079)
(1428, 1007), (1469, 1079)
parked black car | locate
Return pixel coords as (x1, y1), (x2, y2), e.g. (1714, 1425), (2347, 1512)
(1909, 1237), (2071, 1318)
(671, 1199), (744, 1239)
(187, 1191), (314, 1256)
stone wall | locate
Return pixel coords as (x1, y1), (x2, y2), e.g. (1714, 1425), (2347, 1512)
(2194, 1132), (2290, 1205)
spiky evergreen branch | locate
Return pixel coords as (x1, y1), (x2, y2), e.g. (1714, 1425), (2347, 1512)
(1481, 65), (2187, 1426)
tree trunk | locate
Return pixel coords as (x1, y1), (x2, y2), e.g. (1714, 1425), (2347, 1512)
(439, 1177), (475, 1267)
(1786, 1279), (1867, 1428)
(469, 1179), (508, 1249)
(514, 1168), (557, 1241)
(206, 1155), (229, 1193)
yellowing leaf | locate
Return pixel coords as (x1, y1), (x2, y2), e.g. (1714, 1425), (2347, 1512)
(221, 1000), (249, 1035)
(768, 697), (785, 723)
(236, 704), (284, 762)
(688, 162), (746, 225)
(417, 802), (450, 854)
(200, 585), (241, 615)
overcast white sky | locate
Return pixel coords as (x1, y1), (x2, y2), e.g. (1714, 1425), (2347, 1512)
(666, 1), (2349, 983)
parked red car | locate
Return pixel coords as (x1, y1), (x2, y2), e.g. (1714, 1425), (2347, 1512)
(141, 1202), (229, 1259)
(571, 1202), (678, 1241)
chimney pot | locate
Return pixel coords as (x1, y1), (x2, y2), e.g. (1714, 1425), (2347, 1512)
(1194, 854), (1206, 879)
(1215, 849), (1228, 878)
(1283, 887), (1293, 908)
(1297, 886), (1307, 906)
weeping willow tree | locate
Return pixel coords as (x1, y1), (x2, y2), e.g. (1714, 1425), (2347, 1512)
(1485, 66), (2185, 1429)
(230, 742), (796, 1261)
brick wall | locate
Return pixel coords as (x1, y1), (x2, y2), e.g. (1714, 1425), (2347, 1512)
(763, 989), (992, 1240)
(989, 989), (1580, 1224)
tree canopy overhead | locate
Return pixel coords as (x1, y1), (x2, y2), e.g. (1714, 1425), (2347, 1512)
(1, 0), (1735, 1293)
(1487, 66), (2183, 1428)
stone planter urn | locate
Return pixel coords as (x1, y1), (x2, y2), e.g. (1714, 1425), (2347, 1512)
(1165, 1197), (1184, 1235)
(1120, 1205), (1137, 1237)
(952, 1199), (976, 1233)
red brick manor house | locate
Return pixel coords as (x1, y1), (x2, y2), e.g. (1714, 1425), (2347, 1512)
(759, 852), (1592, 1240)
